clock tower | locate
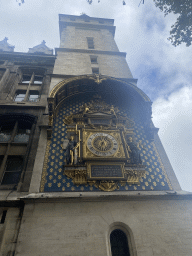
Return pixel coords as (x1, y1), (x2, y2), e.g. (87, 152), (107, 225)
(14, 14), (192, 256)
(36, 14), (178, 194)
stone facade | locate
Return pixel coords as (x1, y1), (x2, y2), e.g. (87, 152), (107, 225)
(0, 51), (55, 192)
(0, 43), (55, 255)
(15, 195), (192, 256)
(0, 14), (191, 256)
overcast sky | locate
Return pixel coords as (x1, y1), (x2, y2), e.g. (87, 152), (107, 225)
(1, 0), (192, 192)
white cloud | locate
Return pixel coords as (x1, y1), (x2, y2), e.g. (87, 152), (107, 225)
(113, 1), (192, 100)
(153, 87), (192, 192)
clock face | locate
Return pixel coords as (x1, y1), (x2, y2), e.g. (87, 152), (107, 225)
(87, 133), (118, 157)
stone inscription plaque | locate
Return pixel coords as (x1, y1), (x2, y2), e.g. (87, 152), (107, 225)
(91, 165), (123, 178)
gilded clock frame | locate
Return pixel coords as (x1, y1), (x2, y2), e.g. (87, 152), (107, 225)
(82, 129), (126, 160)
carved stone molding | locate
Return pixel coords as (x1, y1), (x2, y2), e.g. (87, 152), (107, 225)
(64, 167), (87, 185)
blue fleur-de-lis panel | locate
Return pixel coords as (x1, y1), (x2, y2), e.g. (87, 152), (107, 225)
(41, 93), (172, 192)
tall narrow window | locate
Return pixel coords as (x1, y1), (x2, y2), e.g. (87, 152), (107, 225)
(15, 70), (44, 103)
(1, 156), (23, 185)
(110, 229), (130, 256)
(0, 69), (5, 81)
(87, 37), (94, 49)
(0, 210), (7, 224)
(0, 114), (35, 188)
(92, 68), (99, 74)
(90, 56), (98, 64)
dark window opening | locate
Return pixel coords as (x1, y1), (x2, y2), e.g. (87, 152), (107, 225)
(34, 75), (43, 84)
(28, 91), (39, 102)
(0, 126), (14, 142)
(90, 56), (98, 64)
(0, 68), (5, 81)
(20, 72), (44, 85)
(110, 229), (130, 256)
(87, 38), (94, 49)
(0, 120), (31, 143)
(92, 68), (99, 74)
(21, 75), (31, 84)
(0, 156), (3, 168)
(0, 114), (35, 187)
(14, 90), (26, 102)
(1, 156), (23, 185)
(14, 128), (30, 143)
(0, 210), (7, 224)
(14, 90), (40, 103)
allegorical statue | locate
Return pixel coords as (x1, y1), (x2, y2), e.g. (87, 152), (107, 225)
(127, 137), (142, 164)
(65, 136), (77, 165)
(83, 103), (89, 114)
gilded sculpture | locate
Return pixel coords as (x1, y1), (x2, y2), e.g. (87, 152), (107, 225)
(64, 136), (77, 165)
(126, 136), (142, 164)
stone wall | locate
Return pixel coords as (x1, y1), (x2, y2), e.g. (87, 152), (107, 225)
(50, 52), (132, 92)
(60, 26), (118, 52)
(0, 207), (22, 256)
(15, 197), (192, 256)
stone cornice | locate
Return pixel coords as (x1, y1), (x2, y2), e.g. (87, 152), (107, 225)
(50, 74), (137, 84)
(0, 51), (56, 64)
(59, 14), (114, 24)
(0, 103), (47, 109)
(55, 48), (126, 57)
(59, 17), (116, 37)
(60, 21), (115, 35)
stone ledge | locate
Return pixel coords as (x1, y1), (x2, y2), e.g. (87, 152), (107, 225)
(55, 48), (126, 57)
(19, 190), (192, 203)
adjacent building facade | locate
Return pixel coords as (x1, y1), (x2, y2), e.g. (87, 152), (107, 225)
(0, 14), (191, 256)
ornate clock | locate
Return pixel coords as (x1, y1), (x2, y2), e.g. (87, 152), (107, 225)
(83, 129), (126, 159)
(62, 100), (146, 191)
(87, 133), (118, 157)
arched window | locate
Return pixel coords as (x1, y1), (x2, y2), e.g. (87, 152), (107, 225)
(110, 229), (130, 256)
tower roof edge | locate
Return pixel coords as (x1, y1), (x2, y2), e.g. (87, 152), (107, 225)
(59, 13), (114, 25)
